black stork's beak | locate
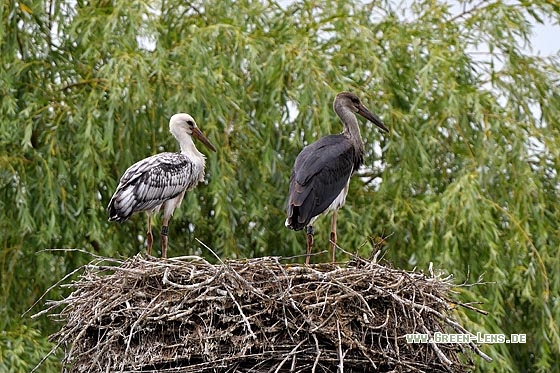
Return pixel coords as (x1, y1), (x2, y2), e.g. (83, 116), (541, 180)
(357, 103), (389, 133)
(192, 127), (217, 152)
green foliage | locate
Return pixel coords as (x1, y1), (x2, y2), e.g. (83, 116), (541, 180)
(1, 0), (559, 371)
(0, 324), (60, 372)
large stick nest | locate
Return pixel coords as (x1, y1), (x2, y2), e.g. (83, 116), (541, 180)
(35, 254), (490, 372)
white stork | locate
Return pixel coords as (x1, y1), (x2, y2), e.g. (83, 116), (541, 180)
(107, 113), (216, 258)
(285, 92), (389, 264)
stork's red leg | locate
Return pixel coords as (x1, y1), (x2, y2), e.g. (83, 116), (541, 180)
(146, 213), (153, 256)
(330, 209), (338, 263)
(305, 226), (314, 265)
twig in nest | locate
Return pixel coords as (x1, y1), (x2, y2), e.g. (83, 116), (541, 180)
(33, 254), (491, 372)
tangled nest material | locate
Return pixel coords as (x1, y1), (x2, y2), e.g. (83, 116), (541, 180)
(34, 253), (491, 372)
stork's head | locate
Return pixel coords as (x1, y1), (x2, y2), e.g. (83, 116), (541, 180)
(169, 113), (217, 152)
(334, 92), (389, 133)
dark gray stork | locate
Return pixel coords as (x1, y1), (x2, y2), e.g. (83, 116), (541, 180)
(107, 113), (216, 258)
(285, 92), (388, 264)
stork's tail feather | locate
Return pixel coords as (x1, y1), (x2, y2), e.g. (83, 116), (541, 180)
(107, 195), (133, 223)
(107, 204), (130, 223)
(285, 219), (307, 231)
(285, 206), (307, 231)
(108, 214), (129, 223)
(286, 221), (306, 231)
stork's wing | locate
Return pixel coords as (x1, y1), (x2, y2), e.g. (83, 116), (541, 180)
(286, 135), (356, 230)
(107, 152), (200, 222)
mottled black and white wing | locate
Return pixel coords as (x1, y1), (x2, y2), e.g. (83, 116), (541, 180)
(286, 134), (356, 230)
(107, 152), (201, 222)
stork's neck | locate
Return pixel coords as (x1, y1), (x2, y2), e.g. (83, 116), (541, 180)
(334, 103), (364, 149)
(172, 130), (205, 161)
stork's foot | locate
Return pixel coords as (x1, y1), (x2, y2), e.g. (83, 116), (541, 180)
(305, 226), (315, 265)
(160, 226), (169, 258)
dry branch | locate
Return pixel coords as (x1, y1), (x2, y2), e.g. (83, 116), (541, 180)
(36, 254), (490, 372)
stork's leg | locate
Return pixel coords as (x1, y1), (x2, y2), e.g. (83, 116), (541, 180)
(160, 197), (182, 259)
(330, 209), (338, 263)
(146, 213), (153, 256)
(305, 226), (315, 265)
(160, 218), (169, 259)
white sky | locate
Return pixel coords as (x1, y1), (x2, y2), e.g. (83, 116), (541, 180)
(532, 22), (560, 56)
(275, 0), (559, 55)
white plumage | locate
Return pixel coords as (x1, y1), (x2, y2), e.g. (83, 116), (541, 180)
(107, 113), (216, 258)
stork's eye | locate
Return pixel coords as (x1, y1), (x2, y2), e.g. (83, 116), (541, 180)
(187, 120), (195, 127)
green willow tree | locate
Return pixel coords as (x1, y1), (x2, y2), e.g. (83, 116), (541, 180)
(1, 0), (559, 371)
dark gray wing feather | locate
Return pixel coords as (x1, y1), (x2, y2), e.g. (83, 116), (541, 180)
(286, 135), (356, 230)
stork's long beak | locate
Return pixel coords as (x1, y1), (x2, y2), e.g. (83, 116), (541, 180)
(192, 127), (217, 152)
(357, 104), (389, 133)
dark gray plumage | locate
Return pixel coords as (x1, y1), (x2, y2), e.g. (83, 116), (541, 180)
(286, 134), (362, 230)
(285, 92), (388, 264)
(107, 113), (216, 258)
